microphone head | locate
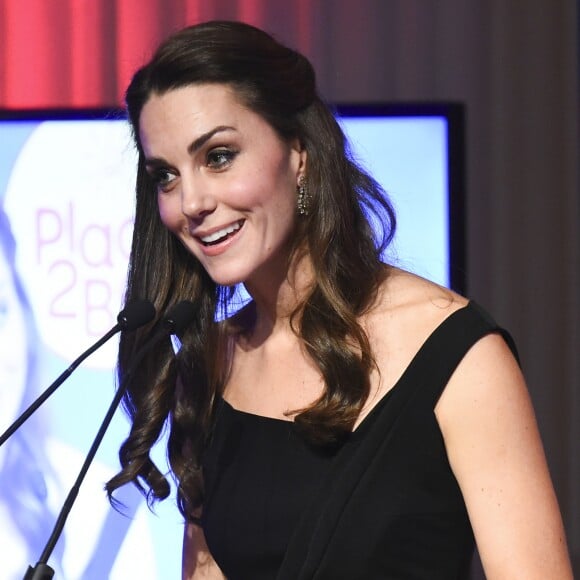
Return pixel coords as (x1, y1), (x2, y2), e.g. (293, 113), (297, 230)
(163, 301), (197, 335)
(117, 299), (156, 330)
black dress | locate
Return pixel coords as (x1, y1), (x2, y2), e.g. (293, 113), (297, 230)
(201, 302), (517, 579)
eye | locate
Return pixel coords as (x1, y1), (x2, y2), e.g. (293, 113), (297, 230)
(151, 168), (178, 192)
(206, 148), (237, 170)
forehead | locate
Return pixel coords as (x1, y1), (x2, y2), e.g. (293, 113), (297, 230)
(139, 84), (256, 144)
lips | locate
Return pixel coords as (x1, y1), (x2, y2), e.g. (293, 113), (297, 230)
(197, 219), (245, 246)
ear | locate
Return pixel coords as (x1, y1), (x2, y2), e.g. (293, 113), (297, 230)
(290, 138), (308, 181)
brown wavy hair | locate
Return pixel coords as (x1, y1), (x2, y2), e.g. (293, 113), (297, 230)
(106, 20), (396, 521)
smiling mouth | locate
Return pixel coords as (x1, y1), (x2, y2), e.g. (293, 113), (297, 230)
(199, 220), (244, 246)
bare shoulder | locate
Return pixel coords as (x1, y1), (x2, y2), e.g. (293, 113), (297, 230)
(370, 267), (468, 325)
(355, 268), (469, 416)
(365, 267), (469, 363)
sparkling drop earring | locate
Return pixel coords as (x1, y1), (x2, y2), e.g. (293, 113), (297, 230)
(296, 175), (310, 216)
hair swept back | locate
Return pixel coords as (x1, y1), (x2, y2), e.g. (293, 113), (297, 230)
(106, 20), (395, 521)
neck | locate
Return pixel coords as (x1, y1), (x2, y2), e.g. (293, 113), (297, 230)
(243, 251), (313, 343)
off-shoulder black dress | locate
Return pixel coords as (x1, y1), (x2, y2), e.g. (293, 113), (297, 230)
(201, 302), (517, 579)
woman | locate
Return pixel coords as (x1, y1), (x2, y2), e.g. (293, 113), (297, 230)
(107, 21), (572, 579)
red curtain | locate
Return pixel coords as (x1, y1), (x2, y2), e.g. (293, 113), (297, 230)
(0, 0), (312, 109)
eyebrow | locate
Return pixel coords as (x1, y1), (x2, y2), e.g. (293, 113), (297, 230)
(144, 125), (236, 168)
(188, 125), (236, 154)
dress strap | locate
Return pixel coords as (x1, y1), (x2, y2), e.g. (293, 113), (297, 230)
(399, 300), (519, 408)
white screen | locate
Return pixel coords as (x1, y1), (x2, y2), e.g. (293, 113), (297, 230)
(0, 111), (455, 579)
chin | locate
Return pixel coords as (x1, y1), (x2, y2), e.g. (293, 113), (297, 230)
(205, 269), (249, 288)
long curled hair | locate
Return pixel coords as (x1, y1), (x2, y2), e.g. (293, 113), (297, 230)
(106, 21), (396, 520)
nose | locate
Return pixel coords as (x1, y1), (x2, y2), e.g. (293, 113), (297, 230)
(180, 175), (217, 219)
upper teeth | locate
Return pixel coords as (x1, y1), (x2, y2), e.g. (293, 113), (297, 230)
(201, 221), (242, 243)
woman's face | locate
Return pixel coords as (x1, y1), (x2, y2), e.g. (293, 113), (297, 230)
(139, 83), (307, 289)
(0, 248), (28, 432)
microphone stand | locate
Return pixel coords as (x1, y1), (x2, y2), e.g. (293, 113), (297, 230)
(0, 300), (155, 447)
(23, 301), (196, 579)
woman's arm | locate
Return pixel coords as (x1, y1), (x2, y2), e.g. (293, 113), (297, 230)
(436, 333), (572, 579)
(182, 522), (226, 580)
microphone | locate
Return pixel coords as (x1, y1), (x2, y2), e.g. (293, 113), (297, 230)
(0, 299), (156, 447)
(162, 299), (197, 334)
(23, 301), (197, 579)
(117, 299), (157, 331)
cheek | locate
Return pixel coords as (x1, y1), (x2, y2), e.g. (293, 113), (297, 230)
(157, 194), (183, 233)
(237, 162), (297, 211)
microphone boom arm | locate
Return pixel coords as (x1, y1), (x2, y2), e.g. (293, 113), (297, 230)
(0, 299), (155, 447)
(1, 325), (120, 447)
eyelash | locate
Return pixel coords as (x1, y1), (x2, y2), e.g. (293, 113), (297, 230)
(152, 169), (177, 192)
(206, 147), (237, 170)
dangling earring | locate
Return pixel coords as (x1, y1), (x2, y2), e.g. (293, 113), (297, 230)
(296, 175), (310, 216)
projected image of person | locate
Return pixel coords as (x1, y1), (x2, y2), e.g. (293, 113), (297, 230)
(0, 207), (65, 578)
(107, 21), (573, 579)
(0, 205), (155, 578)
